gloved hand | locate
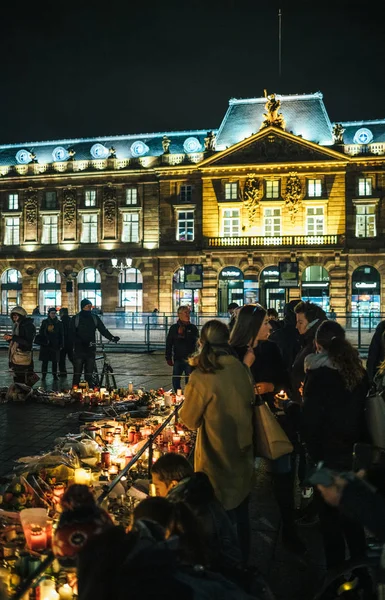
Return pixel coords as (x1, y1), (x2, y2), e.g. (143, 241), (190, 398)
(112, 336), (120, 343)
(166, 359), (174, 367)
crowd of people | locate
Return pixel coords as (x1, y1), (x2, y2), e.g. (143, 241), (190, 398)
(3, 299), (385, 598)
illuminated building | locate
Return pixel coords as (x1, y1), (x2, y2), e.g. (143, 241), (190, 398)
(0, 92), (383, 316)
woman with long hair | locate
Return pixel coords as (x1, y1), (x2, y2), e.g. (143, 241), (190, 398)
(179, 319), (254, 564)
(230, 304), (306, 555)
(302, 319), (369, 570)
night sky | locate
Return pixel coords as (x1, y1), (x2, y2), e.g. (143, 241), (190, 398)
(1, 0), (385, 144)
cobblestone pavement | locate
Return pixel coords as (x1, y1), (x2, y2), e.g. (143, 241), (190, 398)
(0, 349), (325, 599)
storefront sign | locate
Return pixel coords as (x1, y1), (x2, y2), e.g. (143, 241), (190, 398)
(184, 264), (203, 289)
(354, 282), (377, 289)
(219, 267), (243, 280)
(261, 270), (279, 278)
(279, 261), (299, 288)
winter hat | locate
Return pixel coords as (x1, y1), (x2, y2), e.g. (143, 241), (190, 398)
(81, 298), (92, 309)
(10, 306), (27, 318)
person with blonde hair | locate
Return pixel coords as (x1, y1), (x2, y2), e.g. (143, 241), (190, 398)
(179, 319), (254, 563)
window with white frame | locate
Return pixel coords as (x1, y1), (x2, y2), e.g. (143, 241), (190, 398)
(126, 187), (138, 205)
(8, 194), (18, 210)
(307, 179), (322, 198)
(81, 213), (98, 243)
(176, 210), (194, 241)
(85, 189), (96, 207)
(358, 177), (372, 196)
(45, 191), (57, 209)
(355, 204), (376, 238)
(180, 185), (192, 203)
(4, 217), (20, 245)
(265, 180), (280, 199)
(264, 207), (281, 236)
(222, 208), (240, 237)
(122, 212), (140, 242)
(42, 215), (58, 244)
(224, 182), (238, 200)
(306, 206), (324, 235)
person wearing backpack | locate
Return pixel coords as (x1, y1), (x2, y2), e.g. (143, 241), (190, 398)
(70, 298), (119, 387)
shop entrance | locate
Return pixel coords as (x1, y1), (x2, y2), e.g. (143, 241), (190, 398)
(259, 266), (285, 314)
(172, 268), (200, 313)
(218, 267), (244, 313)
(301, 266), (330, 313)
(351, 265), (380, 328)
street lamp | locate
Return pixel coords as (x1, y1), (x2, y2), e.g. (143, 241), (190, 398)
(111, 257), (132, 273)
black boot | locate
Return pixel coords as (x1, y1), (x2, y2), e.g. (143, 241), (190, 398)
(272, 471), (307, 556)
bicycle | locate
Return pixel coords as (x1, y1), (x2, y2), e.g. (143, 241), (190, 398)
(92, 342), (117, 389)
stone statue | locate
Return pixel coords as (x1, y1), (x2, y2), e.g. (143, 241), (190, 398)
(162, 135), (171, 154)
(67, 148), (76, 161)
(204, 131), (216, 152)
(109, 146), (116, 158)
(332, 123), (345, 144)
(284, 172), (302, 223)
(242, 176), (260, 224)
(260, 92), (285, 130)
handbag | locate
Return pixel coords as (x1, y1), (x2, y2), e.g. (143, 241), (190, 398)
(12, 349), (32, 366)
(34, 333), (48, 346)
(365, 389), (385, 449)
(252, 397), (294, 460)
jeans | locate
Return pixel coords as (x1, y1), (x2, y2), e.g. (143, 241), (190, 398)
(41, 360), (58, 376)
(226, 494), (250, 565)
(73, 353), (96, 387)
(59, 347), (73, 374)
(172, 359), (192, 392)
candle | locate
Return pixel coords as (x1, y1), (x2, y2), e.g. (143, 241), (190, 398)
(176, 389), (182, 396)
(149, 483), (156, 497)
(74, 468), (91, 485)
(109, 465), (119, 476)
(29, 526), (47, 551)
(101, 451), (111, 468)
(53, 483), (65, 500)
(58, 584), (73, 600)
(128, 382), (133, 393)
(172, 435), (181, 446)
(39, 579), (56, 600)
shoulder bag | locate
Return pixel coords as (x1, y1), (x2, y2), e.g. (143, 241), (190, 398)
(12, 349), (32, 366)
(252, 396), (294, 460)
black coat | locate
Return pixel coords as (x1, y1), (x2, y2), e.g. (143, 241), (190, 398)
(70, 310), (115, 354)
(291, 318), (327, 403)
(38, 317), (64, 362)
(302, 354), (369, 469)
(165, 321), (199, 362)
(367, 320), (385, 382)
(60, 315), (73, 350)
(11, 317), (35, 351)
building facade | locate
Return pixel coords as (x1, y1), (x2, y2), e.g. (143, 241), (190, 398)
(0, 92), (384, 316)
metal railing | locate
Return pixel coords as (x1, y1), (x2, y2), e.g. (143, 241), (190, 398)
(206, 234), (344, 248)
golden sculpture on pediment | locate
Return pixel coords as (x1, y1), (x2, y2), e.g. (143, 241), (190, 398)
(284, 172), (302, 223)
(242, 175), (260, 223)
(260, 91), (286, 130)
(332, 123), (345, 144)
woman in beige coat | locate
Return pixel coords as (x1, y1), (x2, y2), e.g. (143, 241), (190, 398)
(179, 319), (254, 563)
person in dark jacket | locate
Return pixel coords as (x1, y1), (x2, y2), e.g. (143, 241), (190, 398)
(227, 302), (239, 334)
(3, 306), (36, 386)
(165, 306), (198, 391)
(38, 308), (63, 380)
(291, 300), (327, 404)
(59, 307), (73, 377)
(269, 300), (301, 372)
(302, 319), (369, 570)
(366, 319), (385, 382)
(70, 298), (119, 387)
(230, 304), (306, 556)
(151, 453), (242, 574)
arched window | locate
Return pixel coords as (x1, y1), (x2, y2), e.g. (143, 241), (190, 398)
(258, 266), (285, 314)
(38, 268), (61, 315)
(1, 269), (22, 314)
(351, 265), (380, 324)
(301, 266), (330, 312)
(77, 268), (101, 310)
(119, 268), (143, 312)
(218, 266), (244, 314)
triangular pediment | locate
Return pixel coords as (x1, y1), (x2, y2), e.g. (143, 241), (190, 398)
(200, 127), (349, 167)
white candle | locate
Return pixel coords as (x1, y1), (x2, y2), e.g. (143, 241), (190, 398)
(74, 468), (91, 485)
(58, 584), (73, 600)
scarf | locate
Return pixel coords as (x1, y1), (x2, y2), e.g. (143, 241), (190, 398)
(177, 319), (190, 337)
(304, 351), (338, 372)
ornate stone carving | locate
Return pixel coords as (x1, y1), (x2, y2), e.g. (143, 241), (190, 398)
(284, 173), (302, 223)
(67, 148), (76, 161)
(242, 175), (260, 223)
(162, 135), (171, 154)
(332, 123), (345, 144)
(204, 131), (216, 152)
(260, 92), (285, 130)
(25, 189), (38, 225)
(63, 188), (77, 225)
(103, 185), (116, 225)
(108, 146), (116, 158)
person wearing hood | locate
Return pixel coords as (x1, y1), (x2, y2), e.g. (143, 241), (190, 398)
(70, 298), (119, 387)
(165, 305), (199, 392)
(38, 307), (63, 380)
(302, 319), (369, 570)
(269, 300), (301, 371)
(3, 306), (36, 385)
(291, 300), (327, 403)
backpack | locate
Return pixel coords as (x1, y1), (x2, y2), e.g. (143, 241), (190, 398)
(74, 313), (98, 329)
